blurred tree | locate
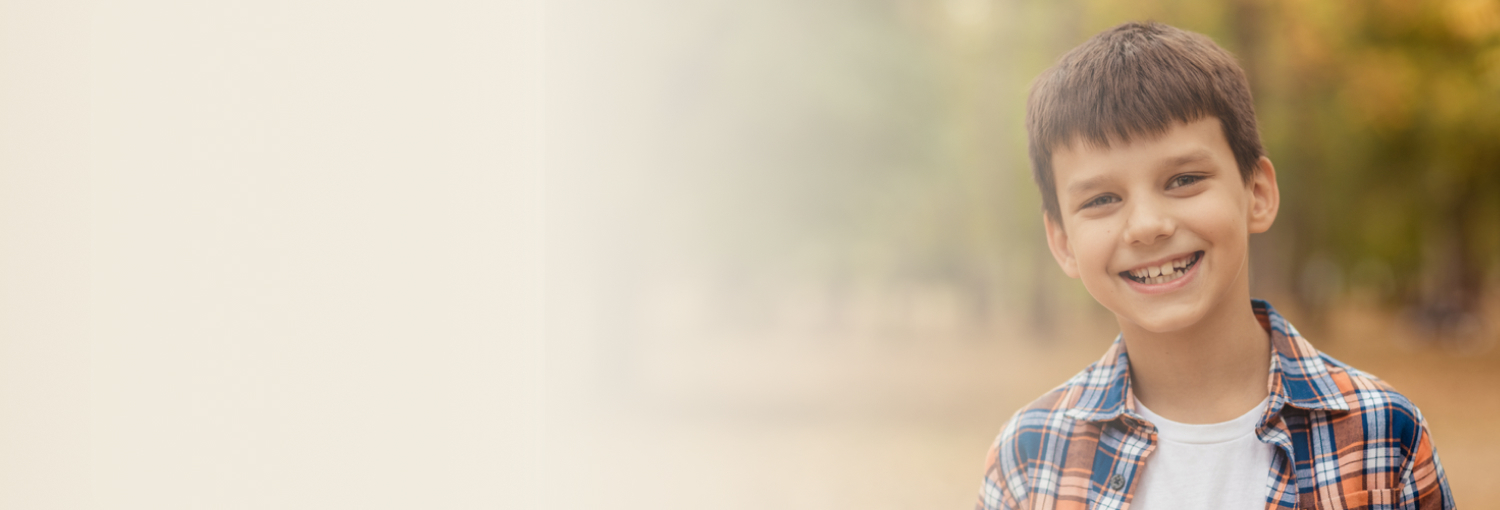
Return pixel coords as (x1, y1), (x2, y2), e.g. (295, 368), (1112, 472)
(1259, 0), (1500, 340)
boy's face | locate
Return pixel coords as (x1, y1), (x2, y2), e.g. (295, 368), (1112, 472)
(1042, 117), (1279, 333)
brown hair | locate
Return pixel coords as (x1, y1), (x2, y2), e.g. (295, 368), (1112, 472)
(1027, 21), (1264, 221)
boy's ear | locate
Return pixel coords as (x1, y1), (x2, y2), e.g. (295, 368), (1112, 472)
(1247, 156), (1280, 234)
(1042, 212), (1080, 278)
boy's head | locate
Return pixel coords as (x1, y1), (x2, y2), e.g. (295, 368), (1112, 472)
(1027, 21), (1263, 223)
(1028, 21), (1281, 333)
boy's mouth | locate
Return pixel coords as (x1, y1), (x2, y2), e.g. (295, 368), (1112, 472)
(1120, 251), (1203, 285)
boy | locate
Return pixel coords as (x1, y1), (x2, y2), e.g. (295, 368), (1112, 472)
(975, 22), (1453, 510)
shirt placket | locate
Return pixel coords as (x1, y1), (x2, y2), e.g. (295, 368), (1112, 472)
(1091, 420), (1156, 510)
(1258, 412), (1300, 510)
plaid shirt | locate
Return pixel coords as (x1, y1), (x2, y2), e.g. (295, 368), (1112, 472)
(976, 300), (1453, 510)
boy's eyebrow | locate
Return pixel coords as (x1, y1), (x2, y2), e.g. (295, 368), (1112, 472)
(1066, 175), (1111, 196)
(1163, 149), (1213, 168)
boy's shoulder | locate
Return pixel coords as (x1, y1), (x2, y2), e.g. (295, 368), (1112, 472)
(1315, 352), (1411, 410)
(986, 341), (1129, 468)
(1308, 351), (1430, 440)
(1258, 303), (1432, 438)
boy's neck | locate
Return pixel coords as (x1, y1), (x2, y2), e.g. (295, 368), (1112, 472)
(1120, 296), (1272, 425)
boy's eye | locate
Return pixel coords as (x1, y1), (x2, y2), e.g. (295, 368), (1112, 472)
(1168, 174), (1204, 189)
(1081, 194), (1119, 209)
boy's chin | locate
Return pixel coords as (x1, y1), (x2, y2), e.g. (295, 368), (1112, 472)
(1113, 301), (1208, 334)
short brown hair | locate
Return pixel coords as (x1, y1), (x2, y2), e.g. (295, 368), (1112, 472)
(1027, 21), (1264, 221)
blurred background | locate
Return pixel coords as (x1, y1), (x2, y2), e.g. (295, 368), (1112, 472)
(1, 0), (1493, 508)
(544, 0), (1500, 508)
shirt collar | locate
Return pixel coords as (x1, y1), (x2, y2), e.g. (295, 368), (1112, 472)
(1062, 299), (1349, 424)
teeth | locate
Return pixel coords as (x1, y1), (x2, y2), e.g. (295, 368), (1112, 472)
(1126, 253), (1201, 283)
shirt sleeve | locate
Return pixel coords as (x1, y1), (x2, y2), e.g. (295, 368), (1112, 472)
(975, 418), (1029, 510)
(1396, 411), (1454, 510)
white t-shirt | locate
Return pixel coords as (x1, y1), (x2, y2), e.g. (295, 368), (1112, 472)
(1130, 397), (1275, 510)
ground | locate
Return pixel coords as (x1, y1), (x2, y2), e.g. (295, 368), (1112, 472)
(545, 301), (1496, 509)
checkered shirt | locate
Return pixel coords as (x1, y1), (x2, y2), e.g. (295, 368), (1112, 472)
(976, 300), (1453, 510)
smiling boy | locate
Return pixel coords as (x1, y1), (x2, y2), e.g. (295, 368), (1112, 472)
(975, 22), (1453, 510)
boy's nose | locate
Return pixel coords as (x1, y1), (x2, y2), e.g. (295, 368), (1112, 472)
(1123, 201), (1174, 245)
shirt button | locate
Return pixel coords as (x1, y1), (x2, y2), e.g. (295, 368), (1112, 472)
(1109, 473), (1125, 490)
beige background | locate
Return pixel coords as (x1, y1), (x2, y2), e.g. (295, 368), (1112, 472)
(1, 1), (545, 507)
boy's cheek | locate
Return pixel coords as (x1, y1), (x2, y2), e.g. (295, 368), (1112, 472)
(1189, 203), (1249, 238)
